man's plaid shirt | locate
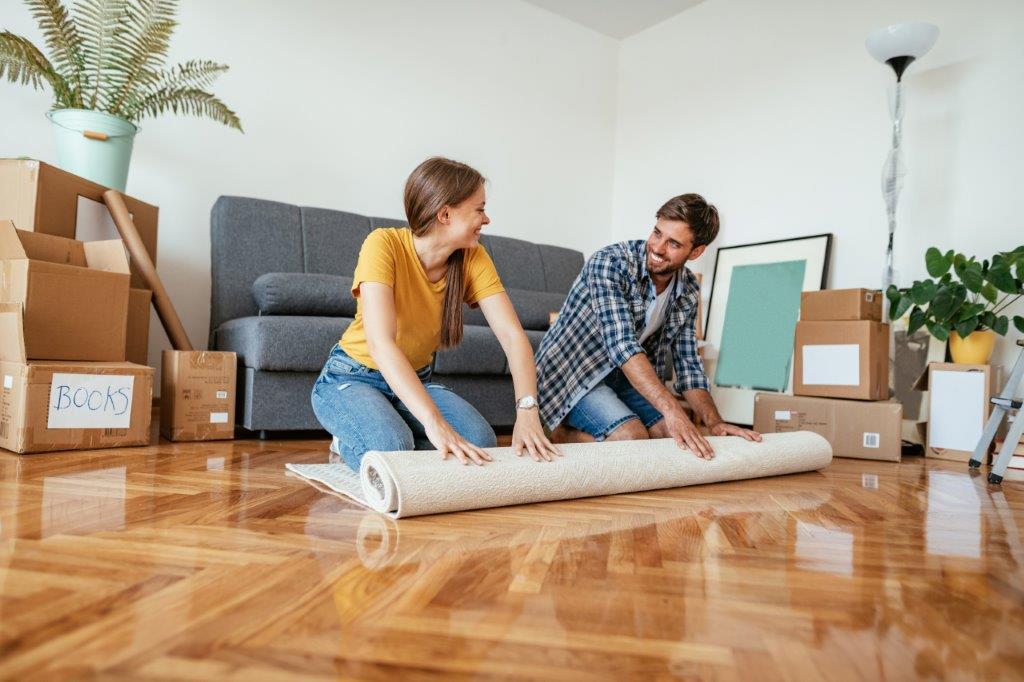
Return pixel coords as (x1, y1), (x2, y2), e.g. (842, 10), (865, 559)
(535, 240), (709, 430)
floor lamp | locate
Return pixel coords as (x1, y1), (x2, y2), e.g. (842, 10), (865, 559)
(866, 21), (939, 316)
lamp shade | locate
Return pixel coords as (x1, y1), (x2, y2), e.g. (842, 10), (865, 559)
(866, 22), (939, 63)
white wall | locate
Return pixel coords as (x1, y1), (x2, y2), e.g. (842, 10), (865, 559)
(610, 0), (1024, 367)
(0, 0), (618, 371)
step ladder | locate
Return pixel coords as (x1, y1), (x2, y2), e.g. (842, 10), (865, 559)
(969, 339), (1024, 484)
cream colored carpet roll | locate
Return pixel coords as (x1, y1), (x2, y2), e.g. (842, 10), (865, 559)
(287, 431), (831, 519)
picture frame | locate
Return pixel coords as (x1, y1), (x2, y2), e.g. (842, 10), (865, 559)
(703, 233), (833, 425)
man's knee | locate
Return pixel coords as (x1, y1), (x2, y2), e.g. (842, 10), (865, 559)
(605, 418), (650, 441)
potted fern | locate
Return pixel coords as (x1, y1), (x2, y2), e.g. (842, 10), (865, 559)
(1, 0), (241, 191)
(887, 245), (1024, 364)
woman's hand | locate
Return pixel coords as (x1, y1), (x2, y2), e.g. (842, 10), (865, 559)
(512, 410), (562, 462)
(424, 415), (492, 466)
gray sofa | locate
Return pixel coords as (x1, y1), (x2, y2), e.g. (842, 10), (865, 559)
(209, 196), (584, 436)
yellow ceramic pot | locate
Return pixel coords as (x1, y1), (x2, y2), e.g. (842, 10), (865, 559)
(949, 329), (996, 364)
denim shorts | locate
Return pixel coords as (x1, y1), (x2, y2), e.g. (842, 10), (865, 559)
(563, 369), (664, 441)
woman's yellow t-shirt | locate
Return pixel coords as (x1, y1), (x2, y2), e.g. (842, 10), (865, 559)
(339, 228), (505, 370)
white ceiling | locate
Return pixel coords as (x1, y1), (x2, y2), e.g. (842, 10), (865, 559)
(521, 0), (706, 39)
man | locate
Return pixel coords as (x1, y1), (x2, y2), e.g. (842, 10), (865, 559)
(536, 193), (760, 458)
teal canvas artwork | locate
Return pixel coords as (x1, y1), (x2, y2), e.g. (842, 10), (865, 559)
(714, 260), (806, 391)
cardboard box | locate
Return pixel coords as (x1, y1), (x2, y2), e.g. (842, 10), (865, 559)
(0, 359), (153, 453)
(160, 350), (237, 441)
(925, 363), (993, 462)
(793, 321), (889, 401)
(0, 220), (130, 362)
(0, 159), (158, 289)
(126, 288), (152, 365)
(754, 392), (902, 462)
(800, 288), (882, 322)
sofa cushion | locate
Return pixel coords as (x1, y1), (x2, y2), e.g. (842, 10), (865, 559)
(433, 325), (508, 375)
(215, 316), (350, 372)
(463, 288), (565, 330)
(252, 273), (356, 316)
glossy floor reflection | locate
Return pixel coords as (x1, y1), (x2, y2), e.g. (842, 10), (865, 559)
(2, 435), (1023, 679)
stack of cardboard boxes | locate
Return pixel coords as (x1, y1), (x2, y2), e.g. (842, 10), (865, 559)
(0, 159), (236, 453)
(754, 288), (903, 462)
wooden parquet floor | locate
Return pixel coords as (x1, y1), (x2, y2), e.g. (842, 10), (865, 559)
(2, 428), (1024, 680)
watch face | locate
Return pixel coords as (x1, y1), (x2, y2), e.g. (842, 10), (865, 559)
(518, 395), (537, 409)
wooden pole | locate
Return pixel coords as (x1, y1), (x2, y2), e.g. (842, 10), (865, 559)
(103, 189), (194, 351)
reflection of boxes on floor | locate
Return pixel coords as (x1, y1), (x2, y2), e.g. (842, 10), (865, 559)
(925, 363), (1000, 462)
(753, 392), (902, 462)
(0, 220), (131, 361)
(800, 288), (882, 322)
(0, 158), (158, 290)
(793, 320), (889, 401)
(0, 359), (153, 453)
(161, 351), (237, 442)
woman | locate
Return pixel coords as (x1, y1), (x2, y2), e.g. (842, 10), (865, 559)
(312, 157), (560, 470)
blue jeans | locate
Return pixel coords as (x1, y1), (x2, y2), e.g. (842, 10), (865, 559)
(563, 369), (664, 441)
(310, 345), (497, 471)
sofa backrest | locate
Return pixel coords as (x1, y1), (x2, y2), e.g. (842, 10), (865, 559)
(210, 196), (585, 339)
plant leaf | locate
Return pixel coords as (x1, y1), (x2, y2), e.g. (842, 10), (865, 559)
(885, 284), (901, 304)
(892, 294), (913, 321)
(956, 316), (979, 339)
(0, 30), (73, 105)
(926, 320), (950, 342)
(993, 315), (1009, 336)
(987, 264), (1018, 294)
(963, 263), (984, 293)
(1014, 315), (1024, 334)
(981, 282), (998, 303)
(76, 0), (130, 110)
(981, 311), (996, 331)
(930, 283), (966, 322)
(25, 0), (85, 106)
(908, 307), (927, 335)
(958, 302), (985, 322)
(132, 86), (242, 131)
(926, 247), (949, 277)
(107, 0), (178, 115)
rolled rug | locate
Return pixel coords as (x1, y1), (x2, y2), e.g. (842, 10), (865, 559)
(287, 431), (831, 519)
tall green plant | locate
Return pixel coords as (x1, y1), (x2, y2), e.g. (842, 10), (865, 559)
(1, 0), (241, 130)
(887, 245), (1024, 341)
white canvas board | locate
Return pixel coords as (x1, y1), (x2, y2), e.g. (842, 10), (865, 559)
(802, 344), (860, 385)
(928, 370), (986, 452)
(47, 374), (135, 429)
(705, 234), (831, 424)
(75, 195), (120, 242)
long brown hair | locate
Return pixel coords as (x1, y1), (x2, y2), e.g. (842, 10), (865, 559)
(404, 157), (484, 348)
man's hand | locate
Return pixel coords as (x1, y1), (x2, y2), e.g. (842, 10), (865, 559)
(663, 413), (715, 459)
(707, 421), (762, 442)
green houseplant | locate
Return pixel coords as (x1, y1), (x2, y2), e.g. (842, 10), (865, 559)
(0, 0), (241, 190)
(887, 245), (1024, 364)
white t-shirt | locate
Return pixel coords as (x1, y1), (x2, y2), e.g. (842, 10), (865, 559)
(639, 274), (676, 344)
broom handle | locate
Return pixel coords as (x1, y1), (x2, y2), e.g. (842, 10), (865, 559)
(103, 189), (194, 351)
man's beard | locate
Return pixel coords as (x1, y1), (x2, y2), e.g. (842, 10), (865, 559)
(647, 252), (683, 275)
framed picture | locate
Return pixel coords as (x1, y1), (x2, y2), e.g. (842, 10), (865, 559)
(703, 233), (833, 425)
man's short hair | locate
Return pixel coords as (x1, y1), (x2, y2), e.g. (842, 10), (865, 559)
(656, 194), (720, 247)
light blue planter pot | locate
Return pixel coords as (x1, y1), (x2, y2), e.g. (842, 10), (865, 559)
(47, 108), (138, 191)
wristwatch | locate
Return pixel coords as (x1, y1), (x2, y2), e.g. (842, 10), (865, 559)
(515, 395), (539, 410)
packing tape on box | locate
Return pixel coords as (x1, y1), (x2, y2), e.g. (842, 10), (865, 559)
(286, 431), (832, 519)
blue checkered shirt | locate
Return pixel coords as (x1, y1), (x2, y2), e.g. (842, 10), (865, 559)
(535, 240), (709, 430)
